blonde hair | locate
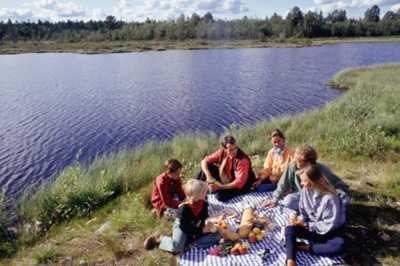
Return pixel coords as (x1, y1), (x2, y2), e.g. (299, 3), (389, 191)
(183, 179), (208, 201)
(295, 144), (318, 164)
(298, 164), (336, 194)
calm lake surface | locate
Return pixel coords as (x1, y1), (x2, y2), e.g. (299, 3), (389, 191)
(1, 43), (400, 197)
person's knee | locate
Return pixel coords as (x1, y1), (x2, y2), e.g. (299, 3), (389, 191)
(312, 237), (344, 255)
(171, 240), (185, 253)
(216, 193), (229, 202)
(282, 194), (300, 211)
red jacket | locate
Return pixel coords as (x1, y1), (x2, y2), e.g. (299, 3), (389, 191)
(151, 172), (185, 215)
(204, 148), (251, 189)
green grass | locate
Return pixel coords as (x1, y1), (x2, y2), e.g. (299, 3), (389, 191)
(1, 64), (400, 265)
(32, 245), (59, 265)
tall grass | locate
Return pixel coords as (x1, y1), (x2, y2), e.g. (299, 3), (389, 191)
(16, 64), (400, 245)
(0, 193), (16, 258)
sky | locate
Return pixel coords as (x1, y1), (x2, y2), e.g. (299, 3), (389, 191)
(0, 0), (400, 22)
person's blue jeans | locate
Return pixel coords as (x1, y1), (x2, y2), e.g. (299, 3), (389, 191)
(159, 219), (221, 253)
(257, 179), (277, 192)
(285, 225), (343, 261)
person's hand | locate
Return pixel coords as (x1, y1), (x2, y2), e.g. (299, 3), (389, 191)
(289, 213), (297, 225)
(251, 178), (263, 190)
(289, 215), (306, 227)
(208, 182), (220, 192)
(262, 199), (277, 208)
(202, 221), (215, 233)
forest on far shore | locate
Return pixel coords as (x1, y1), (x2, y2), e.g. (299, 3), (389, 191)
(1, 5), (400, 43)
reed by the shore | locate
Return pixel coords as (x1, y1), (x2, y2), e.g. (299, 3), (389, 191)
(1, 36), (400, 55)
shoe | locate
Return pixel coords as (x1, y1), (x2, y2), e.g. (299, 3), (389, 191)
(144, 232), (161, 250)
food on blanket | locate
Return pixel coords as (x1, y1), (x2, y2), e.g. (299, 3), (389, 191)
(239, 208), (254, 238)
(256, 234), (264, 241)
(219, 227), (240, 241)
(239, 245), (248, 254)
(257, 216), (274, 230)
(230, 242), (248, 255)
(249, 235), (257, 243)
(261, 230), (267, 237)
(230, 248), (239, 256)
(209, 247), (223, 256)
(218, 220), (229, 229)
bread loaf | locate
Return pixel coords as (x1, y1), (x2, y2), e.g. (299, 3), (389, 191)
(239, 208), (254, 238)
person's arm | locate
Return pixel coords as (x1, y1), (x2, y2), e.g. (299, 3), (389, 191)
(298, 189), (310, 225)
(272, 164), (294, 202)
(156, 176), (181, 209)
(201, 150), (222, 182)
(260, 150), (273, 178)
(218, 159), (249, 190)
(309, 195), (340, 234)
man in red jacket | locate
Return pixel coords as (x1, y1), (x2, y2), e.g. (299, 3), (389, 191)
(197, 135), (255, 202)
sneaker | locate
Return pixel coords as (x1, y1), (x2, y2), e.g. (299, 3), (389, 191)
(144, 232), (161, 250)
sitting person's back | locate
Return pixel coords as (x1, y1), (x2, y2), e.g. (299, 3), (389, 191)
(151, 159), (186, 218)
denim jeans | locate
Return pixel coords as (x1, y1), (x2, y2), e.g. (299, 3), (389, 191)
(159, 219), (221, 253)
(285, 225), (344, 260)
(257, 179), (277, 192)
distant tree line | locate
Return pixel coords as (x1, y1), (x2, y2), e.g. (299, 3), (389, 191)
(1, 5), (400, 43)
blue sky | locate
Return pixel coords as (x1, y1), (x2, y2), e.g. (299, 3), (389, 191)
(1, 0), (399, 22)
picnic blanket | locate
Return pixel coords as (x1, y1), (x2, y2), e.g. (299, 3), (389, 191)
(180, 192), (345, 266)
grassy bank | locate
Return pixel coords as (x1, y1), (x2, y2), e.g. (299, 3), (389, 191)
(1, 36), (400, 54)
(1, 64), (400, 265)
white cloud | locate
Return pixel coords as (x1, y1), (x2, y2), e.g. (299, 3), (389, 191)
(112, 0), (248, 21)
(312, 0), (400, 14)
(0, 0), (106, 22)
(391, 3), (400, 10)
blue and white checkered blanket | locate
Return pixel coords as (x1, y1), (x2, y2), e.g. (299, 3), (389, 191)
(180, 192), (344, 266)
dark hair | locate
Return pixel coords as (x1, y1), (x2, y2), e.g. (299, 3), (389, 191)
(220, 135), (236, 149)
(295, 144), (318, 164)
(164, 159), (182, 174)
(271, 128), (285, 140)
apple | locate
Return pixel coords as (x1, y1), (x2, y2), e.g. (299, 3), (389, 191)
(239, 246), (248, 254)
(249, 235), (257, 243)
(230, 247), (239, 256)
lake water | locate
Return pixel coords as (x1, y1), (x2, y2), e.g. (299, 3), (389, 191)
(1, 43), (400, 198)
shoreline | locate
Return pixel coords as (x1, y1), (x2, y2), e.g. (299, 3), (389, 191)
(1, 36), (400, 55)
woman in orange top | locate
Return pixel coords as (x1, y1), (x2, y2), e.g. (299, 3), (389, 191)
(253, 128), (293, 192)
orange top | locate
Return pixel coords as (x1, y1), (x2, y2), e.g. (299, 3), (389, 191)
(263, 145), (293, 181)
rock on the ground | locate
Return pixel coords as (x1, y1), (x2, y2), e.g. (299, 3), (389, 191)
(95, 221), (112, 235)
